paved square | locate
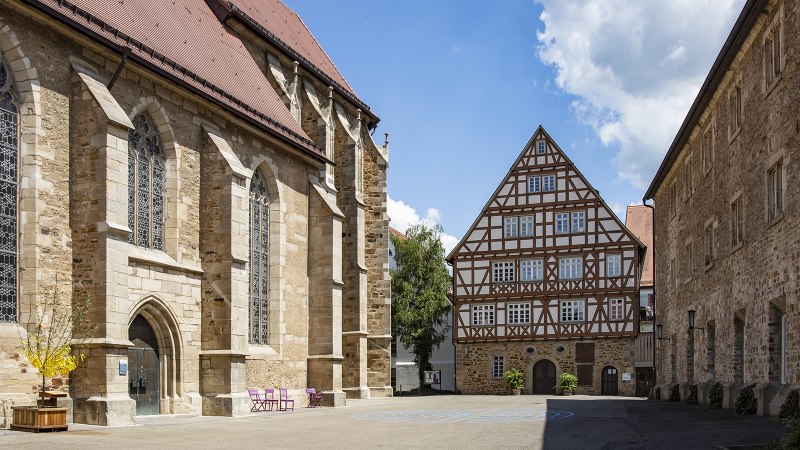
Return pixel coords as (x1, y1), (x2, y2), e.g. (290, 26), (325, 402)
(0, 395), (785, 449)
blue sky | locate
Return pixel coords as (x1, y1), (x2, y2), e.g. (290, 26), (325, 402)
(284, 0), (744, 252)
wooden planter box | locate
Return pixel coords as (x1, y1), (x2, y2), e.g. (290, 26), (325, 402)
(10, 406), (68, 432)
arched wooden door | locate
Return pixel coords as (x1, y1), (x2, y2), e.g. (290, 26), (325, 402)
(532, 360), (556, 394)
(129, 315), (161, 415)
(601, 366), (619, 395)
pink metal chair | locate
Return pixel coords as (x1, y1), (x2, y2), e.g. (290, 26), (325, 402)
(263, 388), (279, 411)
(279, 387), (294, 411)
(305, 388), (323, 408)
(247, 388), (266, 412)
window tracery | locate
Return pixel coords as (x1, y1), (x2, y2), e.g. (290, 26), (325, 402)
(249, 171), (270, 344)
(0, 62), (17, 323)
(128, 114), (165, 249)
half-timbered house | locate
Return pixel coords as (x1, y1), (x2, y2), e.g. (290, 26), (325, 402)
(447, 126), (644, 396)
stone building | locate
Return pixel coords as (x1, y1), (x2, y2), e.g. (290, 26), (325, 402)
(644, 0), (797, 414)
(448, 126), (644, 396)
(0, 0), (391, 427)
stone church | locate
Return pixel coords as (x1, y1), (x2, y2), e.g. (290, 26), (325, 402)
(0, 0), (391, 426)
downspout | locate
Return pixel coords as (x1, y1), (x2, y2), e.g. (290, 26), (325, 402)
(642, 200), (656, 395)
(107, 48), (130, 90)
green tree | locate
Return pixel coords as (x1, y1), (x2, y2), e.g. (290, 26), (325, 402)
(391, 223), (451, 389)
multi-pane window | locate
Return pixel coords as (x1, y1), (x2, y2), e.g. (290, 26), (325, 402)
(492, 261), (515, 283)
(609, 298), (624, 321)
(520, 216), (534, 237)
(504, 216), (518, 238)
(765, 18), (782, 87)
(702, 126), (713, 175)
(520, 259), (543, 282)
(731, 196), (744, 246)
(571, 211), (585, 233)
(507, 303), (531, 324)
(606, 254), (621, 277)
(128, 114), (165, 250)
(472, 304), (495, 326)
(542, 175), (556, 192)
(249, 171), (270, 345)
(555, 212), (569, 234)
(559, 257), (582, 280)
(492, 355), (504, 379)
(560, 300), (585, 322)
(0, 62), (17, 323)
(703, 222), (714, 267)
(728, 84), (742, 138)
(684, 242), (693, 282)
(536, 139), (546, 154)
(528, 176), (541, 193)
(767, 159), (784, 221)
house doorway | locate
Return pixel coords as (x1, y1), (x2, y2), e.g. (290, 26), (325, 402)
(532, 360), (556, 394)
(635, 367), (653, 397)
(129, 314), (160, 415)
(601, 366), (618, 395)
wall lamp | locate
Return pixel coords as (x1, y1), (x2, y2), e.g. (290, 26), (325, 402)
(656, 324), (671, 340)
(688, 309), (704, 331)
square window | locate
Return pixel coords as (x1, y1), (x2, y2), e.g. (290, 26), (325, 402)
(559, 257), (582, 280)
(606, 254), (621, 277)
(507, 303), (531, 324)
(492, 262), (515, 284)
(520, 216), (534, 237)
(472, 304), (495, 326)
(768, 159), (784, 221)
(520, 259), (543, 282)
(609, 298), (624, 321)
(571, 211), (585, 233)
(560, 300), (585, 323)
(542, 175), (556, 192)
(555, 213), (569, 234)
(504, 216), (518, 238)
(528, 176), (541, 193)
(492, 355), (504, 379)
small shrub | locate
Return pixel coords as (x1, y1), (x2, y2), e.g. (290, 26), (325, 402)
(734, 383), (757, 415)
(780, 415), (800, 450)
(687, 384), (698, 405)
(708, 382), (723, 409)
(779, 389), (800, 423)
(559, 373), (578, 392)
(503, 368), (524, 390)
(669, 384), (680, 402)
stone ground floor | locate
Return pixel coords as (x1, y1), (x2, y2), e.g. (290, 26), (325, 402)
(0, 395), (785, 449)
(456, 338), (637, 396)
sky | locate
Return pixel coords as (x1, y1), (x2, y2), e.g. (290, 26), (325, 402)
(284, 0), (745, 254)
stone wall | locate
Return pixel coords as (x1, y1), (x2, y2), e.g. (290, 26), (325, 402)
(651, 0), (798, 414)
(456, 339), (636, 397)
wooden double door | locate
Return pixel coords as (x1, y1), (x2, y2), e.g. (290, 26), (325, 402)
(532, 360), (556, 395)
(601, 366), (618, 395)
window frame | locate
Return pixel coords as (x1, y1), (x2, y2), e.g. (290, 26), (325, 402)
(519, 215), (534, 237)
(555, 212), (569, 234)
(703, 220), (714, 268)
(571, 211), (585, 233)
(542, 174), (556, 192)
(609, 298), (624, 321)
(520, 259), (543, 282)
(730, 195), (744, 249)
(492, 355), (505, 379)
(702, 124), (714, 176)
(0, 62), (17, 324)
(764, 8), (783, 92)
(728, 83), (743, 141)
(528, 176), (541, 193)
(767, 158), (784, 223)
(536, 139), (546, 154)
(504, 216), (518, 238)
(507, 302), (531, 325)
(606, 254), (622, 277)
(492, 261), (515, 284)
(249, 171), (272, 345)
(472, 304), (496, 327)
(128, 113), (167, 250)
(560, 299), (585, 323)
(684, 241), (694, 283)
(559, 257), (583, 280)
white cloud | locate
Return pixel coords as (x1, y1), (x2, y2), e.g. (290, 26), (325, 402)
(535, 0), (744, 189)
(388, 197), (459, 255)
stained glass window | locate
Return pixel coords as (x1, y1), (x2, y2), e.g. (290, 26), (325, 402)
(0, 62), (17, 323)
(128, 114), (164, 249)
(249, 171), (270, 344)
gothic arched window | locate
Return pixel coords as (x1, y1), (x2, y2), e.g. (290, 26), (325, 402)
(0, 62), (17, 323)
(128, 114), (165, 250)
(249, 171), (270, 344)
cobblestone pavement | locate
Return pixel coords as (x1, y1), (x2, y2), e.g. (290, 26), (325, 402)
(0, 395), (785, 449)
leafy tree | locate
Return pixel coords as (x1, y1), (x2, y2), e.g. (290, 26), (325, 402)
(391, 223), (451, 389)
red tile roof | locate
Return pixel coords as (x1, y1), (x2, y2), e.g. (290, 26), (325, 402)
(389, 227), (406, 240)
(28, 0), (345, 161)
(625, 205), (654, 287)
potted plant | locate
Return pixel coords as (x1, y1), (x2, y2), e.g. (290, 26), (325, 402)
(12, 283), (87, 432)
(504, 368), (525, 395)
(559, 373), (578, 396)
